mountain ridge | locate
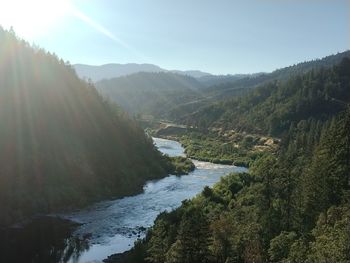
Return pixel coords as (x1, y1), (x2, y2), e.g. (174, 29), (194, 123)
(74, 63), (213, 82)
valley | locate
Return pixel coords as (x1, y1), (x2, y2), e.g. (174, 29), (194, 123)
(70, 49), (350, 263)
(0, 4), (349, 261)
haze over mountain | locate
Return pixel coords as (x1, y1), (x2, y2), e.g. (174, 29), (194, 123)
(92, 51), (350, 122)
(74, 63), (165, 82)
(74, 63), (212, 82)
(96, 72), (206, 118)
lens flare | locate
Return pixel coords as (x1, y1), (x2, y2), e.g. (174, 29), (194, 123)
(0, 0), (70, 38)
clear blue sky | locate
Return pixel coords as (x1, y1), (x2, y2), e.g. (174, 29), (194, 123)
(3, 0), (349, 74)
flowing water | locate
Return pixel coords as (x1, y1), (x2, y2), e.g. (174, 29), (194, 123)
(0, 137), (247, 263)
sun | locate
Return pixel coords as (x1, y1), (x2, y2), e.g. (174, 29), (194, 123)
(0, 0), (71, 39)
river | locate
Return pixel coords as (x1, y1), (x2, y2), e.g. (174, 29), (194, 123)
(0, 137), (247, 263)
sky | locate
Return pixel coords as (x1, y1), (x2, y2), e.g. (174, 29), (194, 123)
(0, 0), (349, 74)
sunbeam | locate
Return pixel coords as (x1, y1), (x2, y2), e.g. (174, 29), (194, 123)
(69, 4), (150, 61)
(0, 0), (70, 38)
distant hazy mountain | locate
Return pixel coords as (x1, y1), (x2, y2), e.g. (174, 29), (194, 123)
(170, 70), (212, 78)
(197, 73), (263, 87)
(74, 63), (165, 82)
(74, 63), (212, 82)
(96, 72), (206, 118)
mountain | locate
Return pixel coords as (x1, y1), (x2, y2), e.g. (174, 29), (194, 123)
(0, 27), (170, 226)
(170, 69), (212, 79)
(74, 63), (165, 82)
(183, 57), (350, 136)
(74, 63), (212, 82)
(96, 72), (206, 118)
(162, 51), (350, 122)
(77, 52), (350, 125)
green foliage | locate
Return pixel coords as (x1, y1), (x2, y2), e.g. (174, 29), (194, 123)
(300, 113), (350, 230)
(179, 131), (274, 167)
(165, 207), (211, 263)
(209, 214), (236, 263)
(268, 231), (297, 262)
(164, 156), (195, 175)
(146, 219), (171, 263)
(287, 237), (310, 263)
(307, 206), (350, 262)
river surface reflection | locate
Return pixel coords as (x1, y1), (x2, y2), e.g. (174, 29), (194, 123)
(0, 137), (247, 263)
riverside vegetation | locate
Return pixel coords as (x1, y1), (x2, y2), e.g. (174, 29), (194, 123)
(151, 128), (277, 168)
(164, 156), (195, 175)
(178, 131), (278, 167)
(148, 121), (278, 167)
(109, 57), (350, 263)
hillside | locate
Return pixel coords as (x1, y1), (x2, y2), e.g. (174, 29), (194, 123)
(170, 69), (211, 79)
(96, 72), (206, 118)
(77, 53), (350, 124)
(202, 50), (350, 100)
(197, 73), (261, 87)
(113, 58), (350, 263)
(0, 28), (172, 226)
(183, 57), (350, 136)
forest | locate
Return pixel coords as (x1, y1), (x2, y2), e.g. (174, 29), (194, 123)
(115, 58), (350, 263)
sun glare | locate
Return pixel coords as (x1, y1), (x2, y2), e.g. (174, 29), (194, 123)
(0, 0), (70, 38)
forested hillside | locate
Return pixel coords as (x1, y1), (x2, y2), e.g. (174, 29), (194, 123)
(0, 28), (171, 226)
(184, 58), (350, 136)
(201, 51), (350, 101)
(96, 72), (206, 118)
(115, 59), (350, 263)
(155, 51), (350, 122)
(82, 52), (349, 123)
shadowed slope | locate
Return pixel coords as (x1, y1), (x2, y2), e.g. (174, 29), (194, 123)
(0, 28), (169, 226)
